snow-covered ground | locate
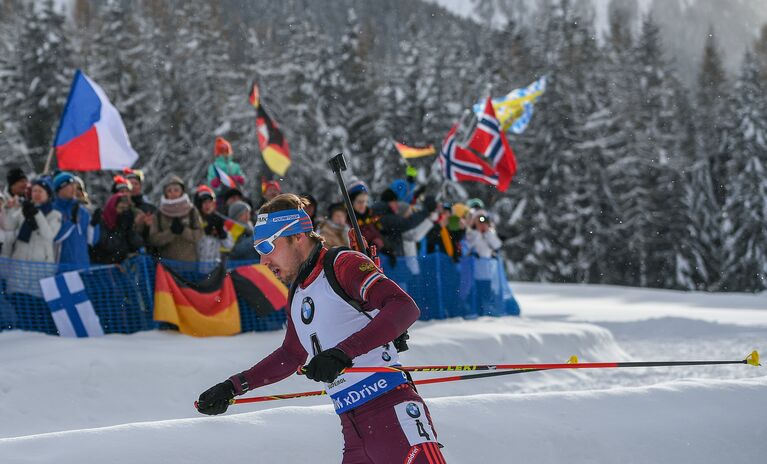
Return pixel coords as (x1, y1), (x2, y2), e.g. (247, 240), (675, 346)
(0, 282), (765, 463)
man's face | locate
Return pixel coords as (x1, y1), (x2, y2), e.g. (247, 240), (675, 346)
(236, 210), (251, 224)
(57, 183), (75, 200)
(201, 198), (216, 215)
(165, 184), (183, 200)
(30, 185), (49, 205)
(331, 210), (347, 226)
(130, 179), (142, 195)
(115, 199), (131, 214)
(264, 186), (280, 201)
(257, 235), (304, 286)
(353, 193), (368, 215)
(10, 179), (28, 196)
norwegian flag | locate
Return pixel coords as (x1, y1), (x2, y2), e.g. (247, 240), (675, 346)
(439, 124), (500, 188)
(465, 97), (517, 192)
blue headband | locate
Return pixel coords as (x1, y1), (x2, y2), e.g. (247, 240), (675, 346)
(253, 209), (314, 241)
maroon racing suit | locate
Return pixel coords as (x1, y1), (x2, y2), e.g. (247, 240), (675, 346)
(230, 247), (446, 463)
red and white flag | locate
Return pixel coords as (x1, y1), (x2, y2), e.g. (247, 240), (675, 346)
(439, 124), (500, 188)
(465, 97), (517, 192)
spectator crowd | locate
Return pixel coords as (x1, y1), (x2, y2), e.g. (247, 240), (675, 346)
(1, 136), (506, 332)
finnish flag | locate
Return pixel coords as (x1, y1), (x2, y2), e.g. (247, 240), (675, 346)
(40, 272), (104, 337)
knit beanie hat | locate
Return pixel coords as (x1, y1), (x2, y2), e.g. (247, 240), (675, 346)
(228, 200), (251, 220)
(451, 202), (469, 219)
(348, 178), (368, 203)
(53, 172), (76, 191)
(162, 174), (186, 193)
(466, 198), (485, 210)
(32, 176), (54, 199)
(380, 188), (398, 203)
(261, 180), (281, 194)
(111, 175), (132, 193)
(221, 187), (244, 203)
(214, 137), (233, 156)
(194, 185), (216, 210)
(389, 179), (409, 202)
(123, 168), (145, 183)
(6, 167), (27, 188)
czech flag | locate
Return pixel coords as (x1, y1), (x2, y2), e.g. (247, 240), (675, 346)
(214, 165), (236, 189)
(53, 70), (138, 171)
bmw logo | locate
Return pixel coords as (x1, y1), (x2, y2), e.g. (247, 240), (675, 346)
(301, 297), (315, 324)
(406, 402), (421, 418)
(382, 352), (391, 362)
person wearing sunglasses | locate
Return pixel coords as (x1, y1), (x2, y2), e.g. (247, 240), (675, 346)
(196, 193), (446, 463)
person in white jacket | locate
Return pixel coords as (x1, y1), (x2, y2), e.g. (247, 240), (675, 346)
(465, 210), (502, 259)
(464, 210), (504, 316)
(0, 191), (15, 257)
(2, 177), (62, 332)
(4, 177), (62, 264)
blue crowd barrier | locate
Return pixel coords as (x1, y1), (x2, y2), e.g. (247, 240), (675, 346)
(0, 252), (519, 336)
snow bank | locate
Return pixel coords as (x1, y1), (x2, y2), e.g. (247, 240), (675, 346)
(2, 376), (765, 464)
(515, 282), (767, 326)
(0, 318), (625, 439)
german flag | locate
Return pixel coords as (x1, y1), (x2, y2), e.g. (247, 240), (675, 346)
(250, 81), (291, 176)
(394, 141), (436, 159)
(154, 263), (241, 337)
(231, 264), (288, 316)
(218, 213), (247, 244)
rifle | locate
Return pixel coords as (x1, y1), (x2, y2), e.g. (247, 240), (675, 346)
(327, 153), (409, 352)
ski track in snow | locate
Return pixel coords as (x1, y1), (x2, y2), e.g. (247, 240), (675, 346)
(0, 282), (765, 463)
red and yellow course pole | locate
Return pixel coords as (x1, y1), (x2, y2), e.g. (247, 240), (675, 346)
(215, 351), (759, 407)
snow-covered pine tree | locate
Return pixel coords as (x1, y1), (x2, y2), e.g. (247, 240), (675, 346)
(720, 51), (767, 292)
(613, 13), (687, 288)
(261, 16), (339, 201)
(11, 0), (75, 174)
(0, 1), (27, 172)
(506, 0), (605, 283)
(755, 24), (767, 86)
(676, 29), (729, 290)
(315, 9), (376, 185)
(696, 28), (730, 206)
(154, 0), (240, 193)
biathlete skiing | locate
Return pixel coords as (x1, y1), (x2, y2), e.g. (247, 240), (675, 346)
(196, 191), (446, 463)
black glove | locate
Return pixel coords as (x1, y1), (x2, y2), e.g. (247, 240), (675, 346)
(203, 222), (215, 236)
(23, 216), (39, 233)
(22, 201), (38, 220)
(208, 214), (226, 238)
(90, 208), (102, 226)
(170, 217), (184, 235)
(422, 195), (437, 213)
(304, 348), (353, 383)
(196, 380), (235, 416)
(71, 204), (79, 224)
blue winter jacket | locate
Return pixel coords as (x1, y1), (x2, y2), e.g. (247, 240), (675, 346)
(53, 198), (94, 268)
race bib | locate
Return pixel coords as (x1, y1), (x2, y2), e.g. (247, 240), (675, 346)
(394, 401), (437, 446)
